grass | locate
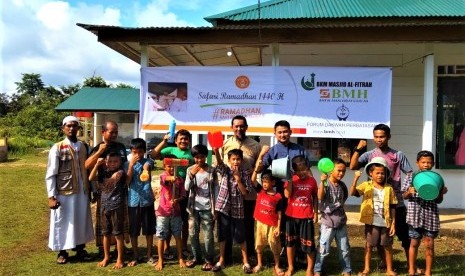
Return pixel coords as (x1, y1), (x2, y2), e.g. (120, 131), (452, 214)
(0, 152), (464, 275)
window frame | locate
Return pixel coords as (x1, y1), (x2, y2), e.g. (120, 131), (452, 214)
(436, 75), (465, 169)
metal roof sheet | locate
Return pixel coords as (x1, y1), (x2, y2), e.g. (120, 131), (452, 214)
(205, 0), (465, 23)
(55, 87), (139, 112)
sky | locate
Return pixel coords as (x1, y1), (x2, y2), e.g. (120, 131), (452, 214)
(0, 0), (259, 95)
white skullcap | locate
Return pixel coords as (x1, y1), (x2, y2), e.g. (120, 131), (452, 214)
(62, 116), (79, 126)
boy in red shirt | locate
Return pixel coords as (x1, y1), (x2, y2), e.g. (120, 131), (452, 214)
(284, 155), (318, 276)
(251, 162), (284, 275)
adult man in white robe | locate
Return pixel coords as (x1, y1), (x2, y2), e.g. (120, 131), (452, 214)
(45, 116), (94, 264)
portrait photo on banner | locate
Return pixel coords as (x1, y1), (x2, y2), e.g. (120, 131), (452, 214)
(147, 82), (188, 112)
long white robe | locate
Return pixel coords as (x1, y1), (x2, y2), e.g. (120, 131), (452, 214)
(45, 139), (94, 251)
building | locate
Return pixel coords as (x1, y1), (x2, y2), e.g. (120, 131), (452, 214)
(76, 0), (465, 208)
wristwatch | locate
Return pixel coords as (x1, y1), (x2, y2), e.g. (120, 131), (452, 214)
(354, 147), (364, 153)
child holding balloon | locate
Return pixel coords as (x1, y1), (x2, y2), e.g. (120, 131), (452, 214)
(314, 158), (352, 276)
(401, 150), (448, 276)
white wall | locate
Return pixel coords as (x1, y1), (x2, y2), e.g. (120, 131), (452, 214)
(262, 42), (465, 208)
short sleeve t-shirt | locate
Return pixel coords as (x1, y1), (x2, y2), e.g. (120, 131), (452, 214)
(284, 175), (318, 219)
(373, 187), (386, 227)
(99, 169), (126, 211)
(160, 147), (193, 180)
(156, 171), (186, 217)
(124, 158), (154, 207)
(185, 166), (216, 211)
(254, 190), (282, 226)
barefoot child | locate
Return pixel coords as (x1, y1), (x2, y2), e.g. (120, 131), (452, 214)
(402, 151), (448, 276)
(213, 149), (254, 274)
(314, 158), (352, 276)
(284, 155), (318, 276)
(155, 155), (187, 270)
(184, 144), (220, 271)
(89, 152), (126, 269)
(251, 165), (284, 275)
(124, 138), (155, 266)
(350, 157), (398, 276)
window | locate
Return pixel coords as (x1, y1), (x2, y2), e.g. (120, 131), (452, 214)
(298, 137), (359, 166)
(437, 66), (465, 168)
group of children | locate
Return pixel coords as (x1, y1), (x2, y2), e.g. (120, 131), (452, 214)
(90, 132), (447, 276)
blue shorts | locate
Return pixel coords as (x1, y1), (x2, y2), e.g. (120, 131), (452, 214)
(408, 224), (438, 239)
(156, 216), (182, 240)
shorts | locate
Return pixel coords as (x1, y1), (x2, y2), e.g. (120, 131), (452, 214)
(217, 212), (246, 244)
(395, 206), (410, 249)
(255, 220), (281, 256)
(128, 205), (156, 237)
(156, 216), (182, 240)
(365, 224), (393, 247)
(285, 217), (315, 253)
(101, 205), (125, 236)
(408, 224), (438, 239)
(180, 197), (189, 226)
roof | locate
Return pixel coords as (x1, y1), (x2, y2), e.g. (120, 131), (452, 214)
(205, 0), (465, 24)
(56, 87), (139, 112)
(77, 0), (465, 69)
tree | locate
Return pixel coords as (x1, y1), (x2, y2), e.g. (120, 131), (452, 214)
(83, 76), (109, 88)
(14, 73), (44, 97)
(0, 93), (10, 116)
(1, 73), (65, 141)
(60, 84), (81, 98)
(114, 83), (135, 89)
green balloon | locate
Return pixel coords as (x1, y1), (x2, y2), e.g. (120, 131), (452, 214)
(318, 157), (335, 174)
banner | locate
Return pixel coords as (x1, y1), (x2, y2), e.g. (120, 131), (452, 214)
(140, 66), (391, 138)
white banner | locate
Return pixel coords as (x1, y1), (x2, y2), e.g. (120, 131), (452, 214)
(140, 66), (391, 139)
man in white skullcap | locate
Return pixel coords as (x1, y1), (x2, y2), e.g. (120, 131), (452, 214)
(45, 115), (94, 264)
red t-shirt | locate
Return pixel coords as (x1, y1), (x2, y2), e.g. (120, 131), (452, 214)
(284, 175), (318, 219)
(254, 190), (283, 226)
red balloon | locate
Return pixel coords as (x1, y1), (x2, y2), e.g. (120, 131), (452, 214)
(208, 131), (224, 148)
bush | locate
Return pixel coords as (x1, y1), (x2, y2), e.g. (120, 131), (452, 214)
(7, 136), (53, 155)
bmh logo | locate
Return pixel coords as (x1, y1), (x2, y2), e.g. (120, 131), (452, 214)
(301, 73), (316, 91)
(336, 104), (350, 121)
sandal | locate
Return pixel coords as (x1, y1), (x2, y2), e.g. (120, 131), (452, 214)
(212, 262), (225, 272)
(163, 252), (174, 260)
(357, 272), (370, 276)
(76, 250), (93, 262)
(56, 251), (68, 264)
(186, 259), (199, 268)
(147, 257), (156, 266)
(243, 263), (253, 274)
(128, 259), (138, 267)
(273, 267), (285, 276)
(253, 265), (263, 273)
(202, 262), (213, 271)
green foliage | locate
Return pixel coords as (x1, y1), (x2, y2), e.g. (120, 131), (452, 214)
(0, 93), (9, 116)
(60, 83), (81, 97)
(1, 73), (134, 154)
(14, 73), (44, 97)
(83, 76), (109, 88)
(5, 136), (53, 155)
(114, 83), (136, 88)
